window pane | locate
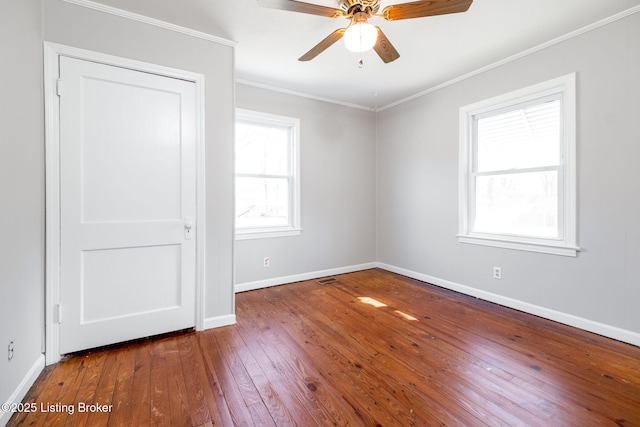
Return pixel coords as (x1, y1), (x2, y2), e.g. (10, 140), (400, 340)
(477, 99), (560, 172)
(236, 121), (290, 175)
(474, 171), (558, 238)
(236, 177), (290, 228)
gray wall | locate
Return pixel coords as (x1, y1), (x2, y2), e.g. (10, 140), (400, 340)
(234, 84), (377, 286)
(377, 12), (640, 337)
(0, 0), (45, 412)
(1, 0), (236, 411)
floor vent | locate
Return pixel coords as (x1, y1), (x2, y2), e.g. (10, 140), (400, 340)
(316, 277), (338, 285)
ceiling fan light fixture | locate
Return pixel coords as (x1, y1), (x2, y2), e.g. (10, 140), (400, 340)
(260, 0), (474, 64)
(344, 21), (377, 53)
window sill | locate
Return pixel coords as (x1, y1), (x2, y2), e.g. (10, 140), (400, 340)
(235, 227), (302, 241)
(457, 234), (580, 257)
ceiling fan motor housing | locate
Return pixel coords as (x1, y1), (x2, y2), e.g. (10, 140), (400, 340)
(338, 0), (380, 15)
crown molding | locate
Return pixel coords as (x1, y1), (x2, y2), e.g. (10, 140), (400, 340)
(235, 78), (376, 112)
(377, 5), (640, 111)
(62, 0), (237, 47)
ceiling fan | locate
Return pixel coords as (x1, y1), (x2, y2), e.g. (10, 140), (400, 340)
(257, 0), (473, 63)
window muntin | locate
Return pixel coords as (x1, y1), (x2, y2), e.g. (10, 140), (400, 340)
(459, 74), (578, 256)
(235, 109), (300, 239)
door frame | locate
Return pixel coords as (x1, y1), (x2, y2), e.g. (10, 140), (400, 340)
(43, 42), (207, 365)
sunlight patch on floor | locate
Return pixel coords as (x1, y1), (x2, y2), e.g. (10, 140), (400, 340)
(394, 310), (418, 321)
(357, 296), (419, 321)
(357, 296), (387, 308)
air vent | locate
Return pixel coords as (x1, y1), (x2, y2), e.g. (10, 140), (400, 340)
(316, 277), (338, 285)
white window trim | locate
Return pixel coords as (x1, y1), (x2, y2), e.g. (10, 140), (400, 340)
(458, 73), (579, 257)
(235, 109), (301, 240)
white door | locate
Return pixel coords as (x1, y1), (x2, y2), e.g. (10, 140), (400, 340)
(58, 56), (197, 354)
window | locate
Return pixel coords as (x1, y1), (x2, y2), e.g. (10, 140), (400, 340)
(458, 74), (578, 256)
(235, 109), (300, 239)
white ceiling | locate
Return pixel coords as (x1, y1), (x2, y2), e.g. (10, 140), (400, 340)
(94, 0), (640, 109)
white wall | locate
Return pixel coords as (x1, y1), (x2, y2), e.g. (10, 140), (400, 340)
(0, 0), (46, 419)
(234, 84), (377, 289)
(377, 12), (640, 342)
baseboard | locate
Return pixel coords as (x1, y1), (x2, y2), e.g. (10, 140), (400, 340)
(377, 262), (640, 347)
(0, 354), (45, 427)
(203, 314), (237, 330)
(234, 262), (378, 293)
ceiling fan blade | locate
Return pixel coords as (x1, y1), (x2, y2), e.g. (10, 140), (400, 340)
(299, 28), (346, 61)
(257, 0), (344, 18)
(373, 27), (400, 63)
(382, 0), (473, 21)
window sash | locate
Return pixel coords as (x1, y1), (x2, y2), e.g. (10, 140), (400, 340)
(235, 175), (293, 229)
(235, 121), (292, 176)
(472, 94), (563, 174)
(469, 168), (562, 240)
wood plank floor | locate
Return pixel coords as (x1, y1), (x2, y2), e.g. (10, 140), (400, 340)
(9, 269), (640, 426)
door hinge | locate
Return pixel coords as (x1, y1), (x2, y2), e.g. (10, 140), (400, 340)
(56, 79), (63, 96)
(54, 304), (62, 324)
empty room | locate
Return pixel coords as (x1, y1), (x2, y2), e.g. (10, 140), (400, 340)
(2, 0), (640, 425)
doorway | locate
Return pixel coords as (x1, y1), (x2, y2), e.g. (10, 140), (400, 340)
(44, 43), (206, 363)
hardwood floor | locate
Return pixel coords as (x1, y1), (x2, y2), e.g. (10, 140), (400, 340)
(9, 269), (640, 426)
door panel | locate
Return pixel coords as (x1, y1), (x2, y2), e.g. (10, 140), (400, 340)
(81, 245), (182, 323)
(59, 56), (197, 354)
(80, 77), (183, 222)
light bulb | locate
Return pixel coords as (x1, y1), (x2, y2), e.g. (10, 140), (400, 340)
(344, 22), (378, 53)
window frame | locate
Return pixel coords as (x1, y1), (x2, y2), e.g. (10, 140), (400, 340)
(458, 73), (579, 256)
(234, 108), (301, 240)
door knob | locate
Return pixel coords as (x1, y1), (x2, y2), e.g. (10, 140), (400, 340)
(184, 217), (193, 239)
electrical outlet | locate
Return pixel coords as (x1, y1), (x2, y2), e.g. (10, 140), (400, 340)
(8, 341), (14, 361)
(493, 266), (502, 280)
(263, 257), (270, 267)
